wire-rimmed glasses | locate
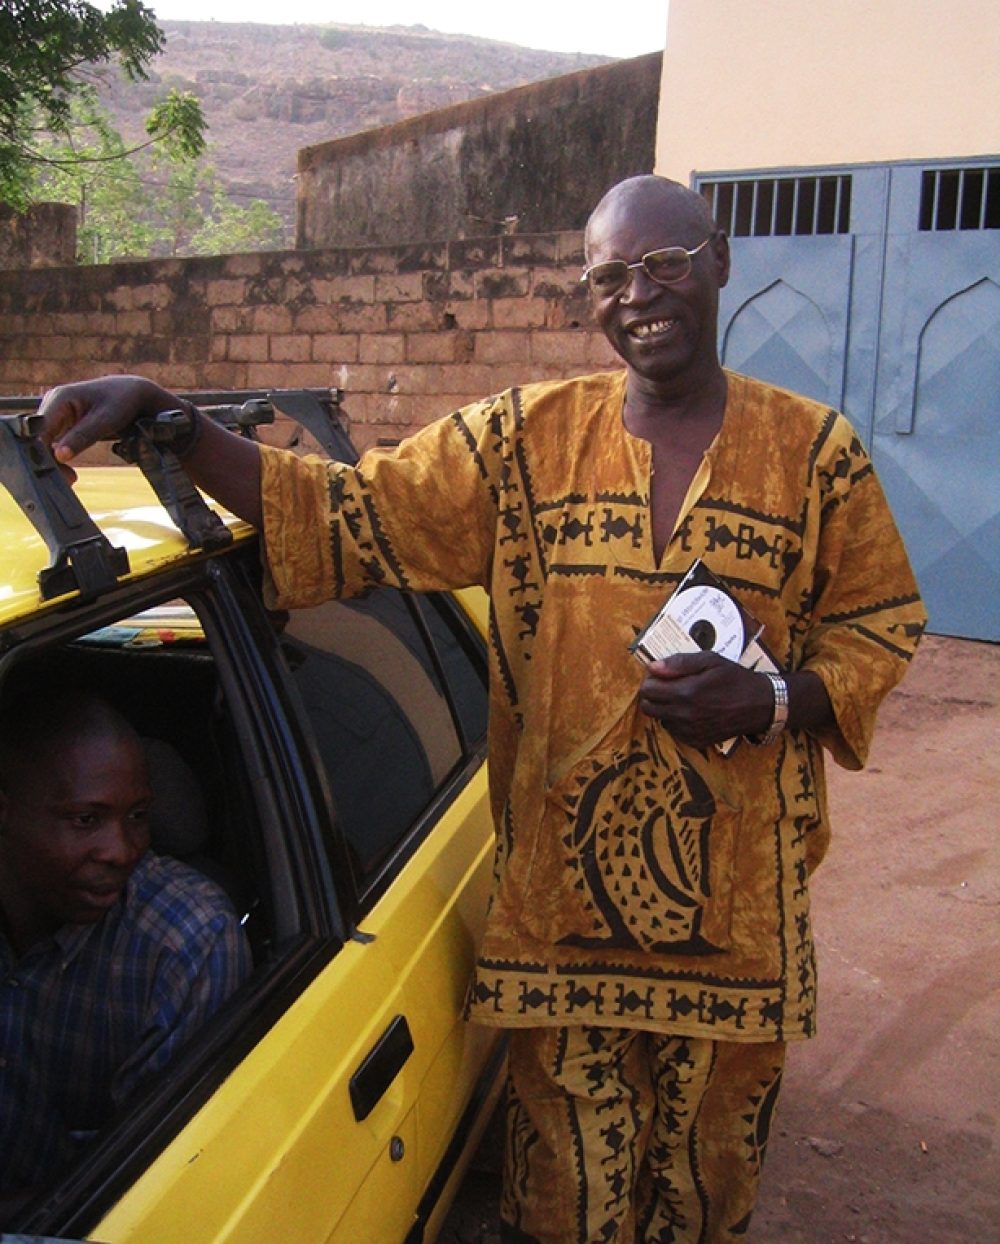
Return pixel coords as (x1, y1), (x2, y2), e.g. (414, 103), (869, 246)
(581, 236), (714, 296)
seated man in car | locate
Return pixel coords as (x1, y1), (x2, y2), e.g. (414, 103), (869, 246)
(0, 682), (251, 1208)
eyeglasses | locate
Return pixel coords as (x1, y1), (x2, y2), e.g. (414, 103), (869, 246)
(580, 236), (715, 296)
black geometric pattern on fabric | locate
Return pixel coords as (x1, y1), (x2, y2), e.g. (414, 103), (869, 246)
(829, 612), (924, 663)
(770, 737), (791, 1042)
(805, 407), (840, 479)
(450, 407), (495, 502)
(559, 1027), (648, 1243)
(498, 500), (529, 550)
(613, 565), (684, 588)
(600, 507), (645, 549)
(517, 981), (560, 1017)
(740, 1066), (784, 1179)
(360, 492), (409, 588)
(489, 605), (519, 711)
(501, 1089), (542, 1242)
(703, 515), (792, 573)
(549, 563), (608, 578)
(636, 1036), (703, 1242)
(472, 950), (786, 1030)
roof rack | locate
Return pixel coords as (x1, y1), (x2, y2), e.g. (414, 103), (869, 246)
(0, 413), (131, 602)
(0, 387), (356, 463)
(266, 389), (357, 465)
(112, 409), (235, 554)
(0, 388), (359, 601)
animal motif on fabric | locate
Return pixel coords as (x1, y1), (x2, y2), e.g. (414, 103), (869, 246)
(550, 726), (732, 955)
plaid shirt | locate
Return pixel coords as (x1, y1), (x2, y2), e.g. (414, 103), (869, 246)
(0, 852), (251, 1196)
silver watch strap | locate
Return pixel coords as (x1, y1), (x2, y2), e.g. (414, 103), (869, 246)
(757, 671), (789, 744)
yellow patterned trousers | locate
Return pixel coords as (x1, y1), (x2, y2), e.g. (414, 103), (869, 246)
(500, 1026), (786, 1244)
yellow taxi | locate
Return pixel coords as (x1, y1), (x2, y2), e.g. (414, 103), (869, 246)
(0, 392), (502, 1243)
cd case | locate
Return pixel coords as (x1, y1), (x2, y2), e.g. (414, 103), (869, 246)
(630, 559), (779, 753)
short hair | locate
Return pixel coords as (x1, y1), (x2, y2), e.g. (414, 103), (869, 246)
(0, 668), (137, 793)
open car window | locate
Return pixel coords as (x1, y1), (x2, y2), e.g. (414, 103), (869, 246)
(1, 559), (343, 1233)
(0, 394), (500, 1244)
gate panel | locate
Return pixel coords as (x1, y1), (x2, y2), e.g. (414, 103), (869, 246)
(697, 160), (999, 640)
(873, 164), (1000, 641)
(718, 236), (853, 411)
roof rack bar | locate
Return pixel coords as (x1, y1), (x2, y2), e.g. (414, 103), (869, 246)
(113, 411), (234, 553)
(0, 388), (353, 461)
(0, 387), (354, 563)
(198, 397), (274, 439)
(0, 386), (343, 411)
(0, 413), (131, 602)
(268, 389), (357, 464)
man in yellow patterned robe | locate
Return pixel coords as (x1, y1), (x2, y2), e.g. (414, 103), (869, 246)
(42, 176), (925, 1243)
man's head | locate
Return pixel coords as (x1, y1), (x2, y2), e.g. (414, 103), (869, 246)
(0, 686), (151, 949)
(584, 175), (730, 396)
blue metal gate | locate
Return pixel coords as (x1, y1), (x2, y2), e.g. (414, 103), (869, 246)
(697, 159), (1000, 641)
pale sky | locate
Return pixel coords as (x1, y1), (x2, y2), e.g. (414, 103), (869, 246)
(123, 0), (669, 59)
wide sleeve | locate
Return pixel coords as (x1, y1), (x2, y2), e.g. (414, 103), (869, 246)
(799, 417), (927, 770)
(260, 396), (503, 611)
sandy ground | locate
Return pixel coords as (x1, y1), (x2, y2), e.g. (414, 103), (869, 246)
(440, 634), (1000, 1243)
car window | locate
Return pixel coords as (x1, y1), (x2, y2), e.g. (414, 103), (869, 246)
(34, 597), (274, 959)
(412, 593), (489, 751)
(276, 588), (485, 890)
(0, 562), (354, 1229)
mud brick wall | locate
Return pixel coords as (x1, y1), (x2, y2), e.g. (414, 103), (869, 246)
(297, 53), (662, 249)
(0, 203), (77, 270)
(0, 231), (618, 456)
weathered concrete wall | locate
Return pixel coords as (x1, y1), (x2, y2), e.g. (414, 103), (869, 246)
(0, 203), (77, 270)
(0, 234), (618, 457)
(297, 53), (662, 248)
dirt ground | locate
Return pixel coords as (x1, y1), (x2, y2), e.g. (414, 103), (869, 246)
(439, 634), (1000, 1243)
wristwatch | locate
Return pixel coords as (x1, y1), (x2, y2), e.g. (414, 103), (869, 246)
(751, 672), (789, 745)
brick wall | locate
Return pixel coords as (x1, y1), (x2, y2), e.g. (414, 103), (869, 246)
(0, 231), (618, 455)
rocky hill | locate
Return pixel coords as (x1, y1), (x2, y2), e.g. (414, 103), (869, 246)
(100, 20), (611, 242)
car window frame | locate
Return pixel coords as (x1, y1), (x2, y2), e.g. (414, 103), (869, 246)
(3, 536), (493, 1239)
(2, 543), (354, 1237)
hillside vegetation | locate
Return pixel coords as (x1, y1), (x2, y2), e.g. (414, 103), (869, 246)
(99, 20), (611, 239)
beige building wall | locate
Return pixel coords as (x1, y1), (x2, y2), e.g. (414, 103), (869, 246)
(656, 0), (1000, 183)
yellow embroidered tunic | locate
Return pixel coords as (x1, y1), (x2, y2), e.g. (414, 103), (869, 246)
(261, 370), (926, 1043)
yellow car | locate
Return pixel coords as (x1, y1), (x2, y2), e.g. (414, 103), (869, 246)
(0, 392), (502, 1243)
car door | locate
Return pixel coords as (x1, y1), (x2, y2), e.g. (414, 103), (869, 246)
(269, 585), (500, 1241)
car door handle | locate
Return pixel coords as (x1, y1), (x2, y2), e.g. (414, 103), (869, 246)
(349, 1014), (414, 1122)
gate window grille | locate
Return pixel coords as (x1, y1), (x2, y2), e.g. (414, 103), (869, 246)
(701, 175), (852, 237)
(919, 166), (1000, 231)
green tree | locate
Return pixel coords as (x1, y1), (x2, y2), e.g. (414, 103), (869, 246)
(0, 0), (204, 208)
(187, 189), (285, 257)
(33, 92), (285, 261)
(142, 146), (284, 258)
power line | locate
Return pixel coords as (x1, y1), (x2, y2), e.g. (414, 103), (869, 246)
(41, 161), (291, 207)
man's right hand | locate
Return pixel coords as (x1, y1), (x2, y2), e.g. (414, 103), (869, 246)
(36, 373), (265, 529)
(38, 375), (188, 481)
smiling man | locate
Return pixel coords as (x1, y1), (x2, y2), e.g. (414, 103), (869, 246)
(38, 174), (926, 1241)
(0, 684), (250, 1207)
